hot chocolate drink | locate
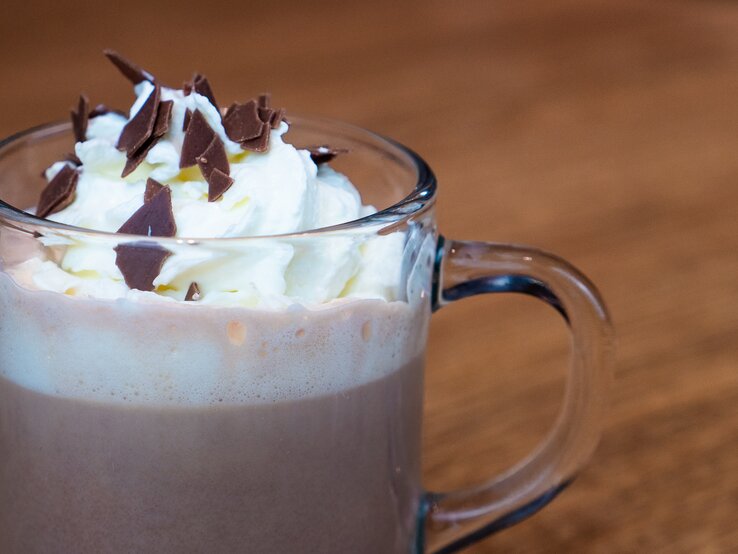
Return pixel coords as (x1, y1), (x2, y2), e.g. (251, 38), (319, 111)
(0, 51), (433, 552)
(0, 274), (426, 553)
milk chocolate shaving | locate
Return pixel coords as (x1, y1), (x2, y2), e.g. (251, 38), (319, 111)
(184, 282), (201, 301)
(71, 95), (89, 143)
(306, 145), (349, 165)
(258, 93), (270, 109)
(36, 165), (78, 218)
(196, 135), (229, 179)
(180, 110), (216, 168)
(193, 74), (218, 111)
(240, 125), (271, 152)
(144, 178), (165, 203)
(223, 101), (263, 142)
(183, 109), (192, 132)
(104, 49), (155, 85)
(121, 155), (145, 178)
(205, 168), (235, 202)
(153, 100), (173, 136)
(117, 85), (161, 155)
(114, 183), (176, 291)
(120, 99), (173, 177)
(117, 184), (176, 237)
(114, 242), (171, 291)
(268, 108), (285, 129)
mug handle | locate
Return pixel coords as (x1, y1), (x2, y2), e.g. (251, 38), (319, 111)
(420, 236), (614, 553)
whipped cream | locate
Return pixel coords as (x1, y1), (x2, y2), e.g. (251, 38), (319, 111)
(12, 82), (406, 307)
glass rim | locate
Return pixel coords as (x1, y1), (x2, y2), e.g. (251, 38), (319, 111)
(0, 116), (437, 245)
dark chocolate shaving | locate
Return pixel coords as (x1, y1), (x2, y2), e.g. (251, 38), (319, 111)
(117, 184), (176, 238)
(89, 104), (125, 118)
(121, 154), (147, 178)
(117, 85), (161, 155)
(206, 168), (235, 202)
(180, 110), (216, 168)
(104, 49), (156, 85)
(143, 178), (165, 203)
(268, 108), (285, 129)
(71, 94), (89, 143)
(153, 100), (173, 136)
(223, 101), (263, 143)
(257, 106), (284, 130)
(223, 95), (283, 151)
(305, 145), (349, 165)
(196, 136), (230, 180)
(36, 165), (78, 218)
(114, 242), (171, 291)
(240, 125), (271, 152)
(63, 152), (82, 166)
(183, 109), (192, 132)
(192, 74), (218, 111)
(184, 282), (201, 301)
(120, 98), (173, 177)
(114, 182), (175, 291)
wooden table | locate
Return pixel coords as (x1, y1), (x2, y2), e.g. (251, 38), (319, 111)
(1, 0), (736, 551)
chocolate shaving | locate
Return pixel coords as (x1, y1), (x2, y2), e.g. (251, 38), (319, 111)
(192, 74), (218, 111)
(305, 145), (349, 165)
(143, 178), (165, 203)
(89, 104), (125, 118)
(255, 94), (284, 129)
(240, 126), (271, 152)
(257, 106), (272, 124)
(268, 108), (285, 129)
(71, 95), (89, 143)
(180, 110), (216, 168)
(184, 282), (201, 301)
(114, 183), (175, 291)
(120, 99), (173, 177)
(153, 100), (173, 136)
(206, 168), (235, 202)
(114, 242), (171, 291)
(223, 101), (263, 142)
(117, 85), (161, 155)
(104, 49), (155, 85)
(121, 154), (147, 178)
(117, 184), (176, 237)
(196, 135), (229, 179)
(183, 108), (192, 132)
(36, 165), (78, 218)
(223, 95), (283, 151)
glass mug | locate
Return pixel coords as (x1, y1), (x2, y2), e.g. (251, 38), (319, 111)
(0, 117), (612, 553)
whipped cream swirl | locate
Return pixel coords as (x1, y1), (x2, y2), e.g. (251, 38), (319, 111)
(11, 82), (405, 307)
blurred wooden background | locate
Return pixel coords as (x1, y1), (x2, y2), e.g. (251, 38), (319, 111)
(1, 0), (737, 551)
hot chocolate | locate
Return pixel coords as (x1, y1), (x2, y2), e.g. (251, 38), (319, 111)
(0, 51), (433, 552)
(0, 274), (426, 553)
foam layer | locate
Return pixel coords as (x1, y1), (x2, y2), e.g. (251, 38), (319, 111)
(0, 271), (429, 406)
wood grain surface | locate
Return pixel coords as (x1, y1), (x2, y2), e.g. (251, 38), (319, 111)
(1, 0), (737, 551)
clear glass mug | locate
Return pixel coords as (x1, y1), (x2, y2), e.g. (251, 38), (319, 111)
(0, 118), (613, 553)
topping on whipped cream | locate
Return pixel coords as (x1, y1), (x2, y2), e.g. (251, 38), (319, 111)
(13, 51), (406, 307)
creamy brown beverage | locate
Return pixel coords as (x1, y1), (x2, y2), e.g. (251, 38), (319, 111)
(0, 51), (433, 552)
(0, 275), (426, 553)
